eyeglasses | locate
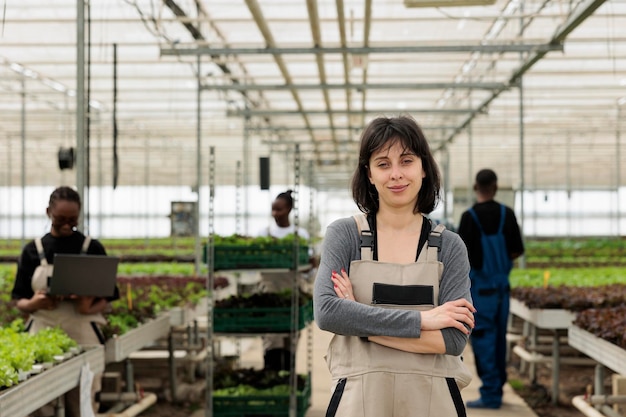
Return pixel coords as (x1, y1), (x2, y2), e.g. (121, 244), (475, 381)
(50, 214), (79, 227)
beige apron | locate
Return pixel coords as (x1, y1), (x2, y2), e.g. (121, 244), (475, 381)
(29, 237), (106, 417)
(29, 236), (106, 344)
(324, 215), (472, 417)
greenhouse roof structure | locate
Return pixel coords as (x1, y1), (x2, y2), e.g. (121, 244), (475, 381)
(1, 0), (625, 193)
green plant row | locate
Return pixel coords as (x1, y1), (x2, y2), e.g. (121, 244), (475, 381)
(2, 263), (624, 330)
(0, 321), (77, 389)
(3, 262), (625, 290)
(510, 267), (626, 288)
(117, 262), (202, 276)
(0, 265), (27, 328)
(102, 276), (208, 339)
(0, 263), (208, 332)
(526, 256), (625, 264)
(1, 236), (621, 264)
(525, 238), (625, 251)
(524, 238), (625, 260)
(0, 234), (313, 258)
(0, 237), (198, 251)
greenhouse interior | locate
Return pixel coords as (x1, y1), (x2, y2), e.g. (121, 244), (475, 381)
(1, 0), (625, 417)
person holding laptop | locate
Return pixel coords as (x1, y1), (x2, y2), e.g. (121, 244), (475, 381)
(11, 185), (119, 417)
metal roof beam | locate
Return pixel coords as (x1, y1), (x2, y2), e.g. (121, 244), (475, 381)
(252, 125), (455, 131)
(227, 108), (480, 117)
(264, 138), (448, 148)
(244, 0), (318, 156)
(436, 0), (608, 151)
(306, 0), (338, 147)
(202, 81), (507, 91)
(161, 42), (563, 56)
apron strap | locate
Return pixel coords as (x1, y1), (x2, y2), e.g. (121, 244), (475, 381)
(35, 235), (91, 264)
(352, 214), (374, 261)
(355, 215), (445, 263)
(425, 223), (446, 263)
(34, 238), (48, 266)
(81, 236), (92, 254)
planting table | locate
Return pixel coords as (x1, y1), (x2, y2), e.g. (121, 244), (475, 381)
(509, 298), (591, 405)
(0, 345), (104, 417)
(169, 298), (209, 327)
(510, 298), (576, 329)
(105, 313), (171, 364)
(568, 325), (626, 376)
(568, 325), (626, 396)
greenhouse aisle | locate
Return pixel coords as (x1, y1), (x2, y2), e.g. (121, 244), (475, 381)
(301, 323), (538, 417)
(190, 322), (538, 417)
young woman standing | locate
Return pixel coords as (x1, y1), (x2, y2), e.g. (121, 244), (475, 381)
(314, 115), (476, 417)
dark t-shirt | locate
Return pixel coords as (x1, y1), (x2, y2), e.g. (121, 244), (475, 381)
(11, 231), (119, 300)
(369, 214), (431, 261)
(457, 200), (524, 270)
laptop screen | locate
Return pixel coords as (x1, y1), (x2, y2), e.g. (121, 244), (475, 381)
(49, 254), (119, 297)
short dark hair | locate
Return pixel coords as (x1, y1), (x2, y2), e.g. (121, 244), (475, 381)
(48, 186), (81, 209)
(351, 115), (441, 214)
(275, 189), (294, 210)
(475, 169), (498, 193)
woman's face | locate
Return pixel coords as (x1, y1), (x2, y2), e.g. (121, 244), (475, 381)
(367, 140), (425, 211)
(47, 200), (80, 237)
(271, 198), (291, 226)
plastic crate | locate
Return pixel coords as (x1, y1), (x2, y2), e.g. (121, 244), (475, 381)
(213, 374), (311, 417)
(214, 300), (313, 333)
(206, 244), (309, 270)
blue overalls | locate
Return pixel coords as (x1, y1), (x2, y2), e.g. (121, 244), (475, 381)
(467, 204), (512, 408)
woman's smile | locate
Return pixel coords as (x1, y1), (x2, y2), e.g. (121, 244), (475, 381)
(388, 184), (409, 193)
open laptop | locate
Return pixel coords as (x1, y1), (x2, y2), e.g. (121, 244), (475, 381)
(49, 254), (120, 297)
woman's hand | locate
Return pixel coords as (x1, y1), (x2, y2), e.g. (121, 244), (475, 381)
(420, 299), (476, 334)
(331, 268), (354, 301)
(30, 290), (58, 312)
(75, 296), (95, 314)
(75, 296), (108, 314)
(17, 291), (57, 314)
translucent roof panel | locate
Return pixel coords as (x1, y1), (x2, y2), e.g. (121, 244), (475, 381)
(1, 0), (625, 192)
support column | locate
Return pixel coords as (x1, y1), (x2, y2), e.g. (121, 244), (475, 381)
(77, 0), (86, 231)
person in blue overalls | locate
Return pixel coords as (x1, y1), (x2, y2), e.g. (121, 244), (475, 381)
(458, 168), (525, 409)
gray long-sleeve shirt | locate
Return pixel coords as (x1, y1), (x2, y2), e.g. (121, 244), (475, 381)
(313, 216), (473, 356)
